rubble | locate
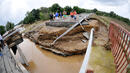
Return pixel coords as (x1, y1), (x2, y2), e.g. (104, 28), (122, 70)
(24, 18), (109, 56)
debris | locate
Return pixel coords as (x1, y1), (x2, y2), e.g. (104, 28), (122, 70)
(104, 42), (111, 50)
(81, 39), (87, 43)
(52, 15), (89, 45)
(24, 14), (109, 56)
(83, 32), (90, 40)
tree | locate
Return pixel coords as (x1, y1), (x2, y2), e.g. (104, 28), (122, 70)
(73, 6), (86, 14)
(40, 7), (49, 13)
(39, 12), (49, 20)
(93, 8), (98, 13)
(64, 6), (72, 15)
(73, 6), (80, 13)
(50, 3), (62, 13)
(79, 8), (86, 13)
(23, 12), (35, 24)
(6, 21), (14, 31)
(0, 25), (6, 35)
(110, 11), (116, 17)
(19, 4), (130, 26)
(31, 9), (40, 20)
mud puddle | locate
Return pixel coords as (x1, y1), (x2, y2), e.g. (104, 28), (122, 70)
(18, 39), (84, 73)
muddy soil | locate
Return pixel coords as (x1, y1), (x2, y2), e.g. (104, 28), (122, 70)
(24, 19), (108, 56)
(18, 39), (84, 73)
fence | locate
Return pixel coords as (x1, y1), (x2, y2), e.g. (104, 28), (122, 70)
(109, 21), (130, 73)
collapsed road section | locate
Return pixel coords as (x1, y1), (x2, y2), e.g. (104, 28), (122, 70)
(24, 14), (108, 56)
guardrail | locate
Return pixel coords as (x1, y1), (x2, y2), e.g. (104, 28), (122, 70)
(109, 21), (130, 73)
(79, 28), (94, 73)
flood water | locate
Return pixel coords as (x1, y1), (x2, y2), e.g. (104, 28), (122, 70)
(18, 39), (84, 73)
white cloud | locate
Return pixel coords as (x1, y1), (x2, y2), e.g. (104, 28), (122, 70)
(0, 0), (29, 25)
(92, 0), (128, 6)
(0, 0), (129, 25)
(80, 0), (130, 19)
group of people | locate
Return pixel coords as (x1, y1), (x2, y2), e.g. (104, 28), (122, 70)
(49, 10), (77, 20)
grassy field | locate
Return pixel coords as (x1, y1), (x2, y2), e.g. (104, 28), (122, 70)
(23, 20), (49, 33)
(101, 16), (130, 31)
(89, 14), (130, 31)
(88, 46), (115, 73)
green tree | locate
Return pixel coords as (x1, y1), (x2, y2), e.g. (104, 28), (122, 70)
(31, 9), (40, 20)
(23, 12), (35, 24)
(0, 25), (6, 35)
(110, 11), (116, 17)
(73, 6), (80, 13)
(73, 6), (86, 14)
(6, 21), (14, 31)
(40, 7), (49, 13)
(50, 3), (62, 13)
(93, 8), (98, 13)
(19, 4), (130, 26)
(64, 6), (72, 15)
(39, 12), (49, 20)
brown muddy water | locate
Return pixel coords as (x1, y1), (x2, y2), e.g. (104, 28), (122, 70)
(18, 39), (84, 73)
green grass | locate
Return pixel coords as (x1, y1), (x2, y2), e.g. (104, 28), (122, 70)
(89, 14), (130, 31)
(88, 46), (115, 73)
(100, 16), (130, 31)
(23, 20), (47, 33)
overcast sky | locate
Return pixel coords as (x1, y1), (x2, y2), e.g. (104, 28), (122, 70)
(0, 0), (130, 25)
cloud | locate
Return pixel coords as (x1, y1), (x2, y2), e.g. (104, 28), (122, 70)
(0, 0), (129, 26)
(80, 0), (130, 19)
(92, 0), (128, 6)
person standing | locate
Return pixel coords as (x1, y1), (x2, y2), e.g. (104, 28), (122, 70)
(55, 12), (59, 19)
(70, 11), (74, 18)
(73, 10), (77, 15)
(0, 34), (5, 49)
(49, 13), (53, 21)
(63, 10), (67, 19)
(73, 10), (77, 20)
(60, 12), (62, 18)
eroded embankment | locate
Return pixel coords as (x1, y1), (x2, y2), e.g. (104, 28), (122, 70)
(24, 19), (109, 56)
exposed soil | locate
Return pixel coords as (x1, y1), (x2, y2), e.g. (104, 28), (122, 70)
(21, 14), (115, 73)
(24, 19), (109, 56)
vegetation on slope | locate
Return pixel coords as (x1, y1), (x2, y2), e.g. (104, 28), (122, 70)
(0, 21), (14, 35)
(1, 3), (130, 35)
(19, 3), (130, 26)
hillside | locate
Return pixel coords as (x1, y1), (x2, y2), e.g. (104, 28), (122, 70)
(19, 3), (130, 30)
(101, 16), (130, 31)
(89, 14), (130, 31)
